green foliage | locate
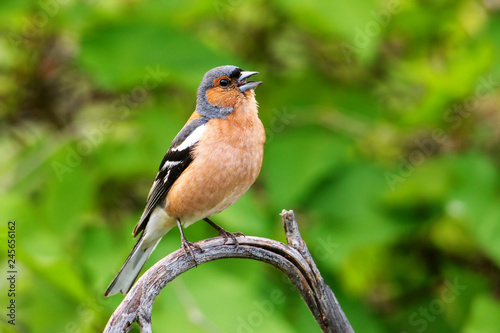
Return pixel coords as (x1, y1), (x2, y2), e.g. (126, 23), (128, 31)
(1, 0), (500, 332)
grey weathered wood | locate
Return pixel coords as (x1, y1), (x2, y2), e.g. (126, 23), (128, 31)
(104, 210), (354, 333)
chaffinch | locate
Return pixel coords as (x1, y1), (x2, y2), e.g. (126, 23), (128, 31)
(105, 66), (265, 296)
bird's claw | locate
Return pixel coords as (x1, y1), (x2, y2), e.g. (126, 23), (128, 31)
(181, 239), (203, 266)
(218, 229), (245, 247)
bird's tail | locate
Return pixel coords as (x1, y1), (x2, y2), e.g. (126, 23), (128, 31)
(104, 233), (161, 296)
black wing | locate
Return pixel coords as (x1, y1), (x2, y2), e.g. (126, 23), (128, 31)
(132, 116), (209, 237)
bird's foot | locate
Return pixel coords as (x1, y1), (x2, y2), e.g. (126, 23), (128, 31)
(180, 237), (203, 265)
(177, 218), (203, 266)
(203, 218), (244, 246)
(218, 228), (245, 247)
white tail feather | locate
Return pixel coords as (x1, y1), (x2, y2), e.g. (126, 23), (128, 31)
(105, 207), (176, 296)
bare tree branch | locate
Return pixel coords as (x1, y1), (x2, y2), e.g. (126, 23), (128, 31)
(104, 210), (355, 333)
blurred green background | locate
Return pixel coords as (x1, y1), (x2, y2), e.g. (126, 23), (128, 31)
(1, 0), (500, 332)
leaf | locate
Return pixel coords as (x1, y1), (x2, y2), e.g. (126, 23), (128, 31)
(273, 0), (380, 63)
(262, 126), (350, 211)
(463, 295), (500, 333)
(79, 21), (236, 90)
(43, 162), (95, 237)
(446, 153), (500, 265)
(310, 164), (409, 267)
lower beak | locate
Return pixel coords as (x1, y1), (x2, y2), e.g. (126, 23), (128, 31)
(238, 71), (262, 92)
(239, 81), (262, 92)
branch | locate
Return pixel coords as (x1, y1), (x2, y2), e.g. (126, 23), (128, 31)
(104, 210), (355, 333)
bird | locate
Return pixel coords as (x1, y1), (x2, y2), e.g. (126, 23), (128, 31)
(104, 65), (265, 296)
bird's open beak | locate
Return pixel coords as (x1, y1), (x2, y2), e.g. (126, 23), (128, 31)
(238, 71), (262, 92)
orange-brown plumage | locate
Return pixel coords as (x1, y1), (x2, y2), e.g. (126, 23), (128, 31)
(165, 89), (265, 224)
(205, 78), (241, 109)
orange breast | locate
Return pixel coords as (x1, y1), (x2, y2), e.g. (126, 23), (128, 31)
(165, 96), (265, 225)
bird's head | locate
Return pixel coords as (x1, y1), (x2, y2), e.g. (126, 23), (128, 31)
(196, 65), (262, 119)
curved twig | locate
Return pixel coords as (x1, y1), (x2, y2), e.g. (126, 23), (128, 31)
(104, 210), (354, 333)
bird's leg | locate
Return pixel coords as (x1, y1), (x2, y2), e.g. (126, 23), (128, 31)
(177, 219), (203, 265)
(203, 218), (244, 247)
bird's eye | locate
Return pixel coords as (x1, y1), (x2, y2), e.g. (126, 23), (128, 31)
(219, 79), (229, 87)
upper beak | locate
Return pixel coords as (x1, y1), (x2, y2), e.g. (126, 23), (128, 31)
(238, 71), (262, 92)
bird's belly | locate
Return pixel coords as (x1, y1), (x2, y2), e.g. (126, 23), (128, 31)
(164, 143), (263, 227)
